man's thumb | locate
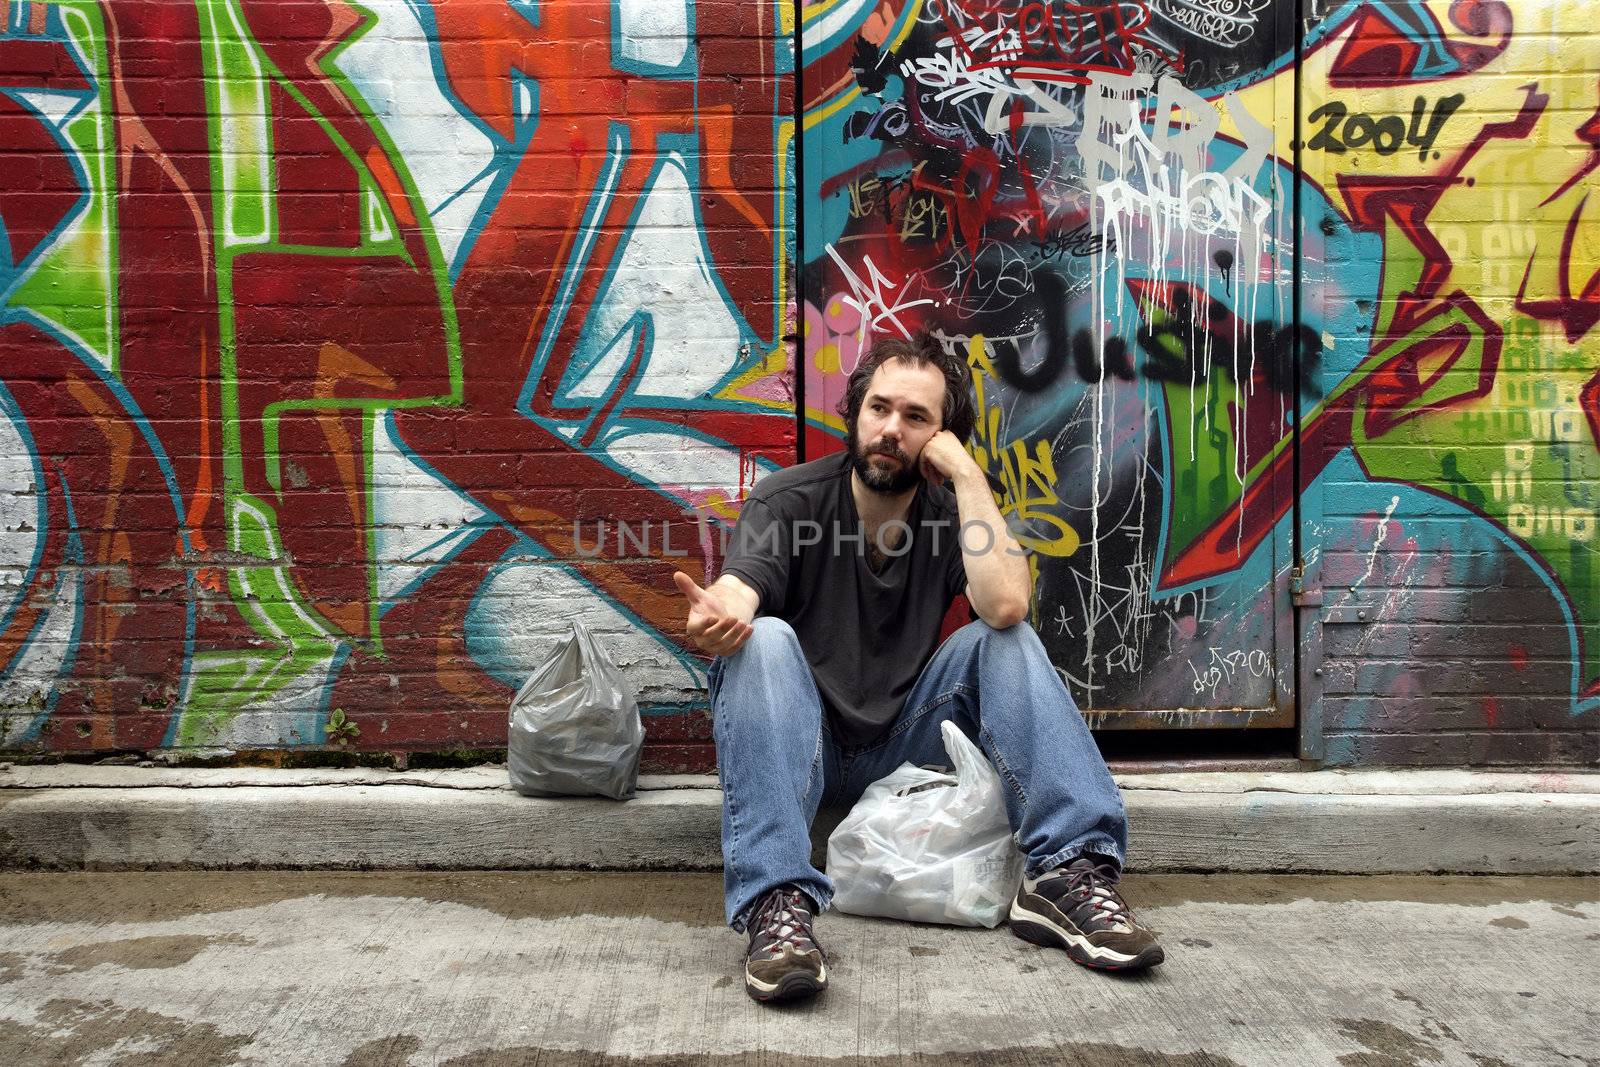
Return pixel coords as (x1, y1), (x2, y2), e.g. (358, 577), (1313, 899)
(672, 571), (704, 603)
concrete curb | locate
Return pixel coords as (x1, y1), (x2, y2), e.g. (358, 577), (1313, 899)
(3, 764), (1598, 873)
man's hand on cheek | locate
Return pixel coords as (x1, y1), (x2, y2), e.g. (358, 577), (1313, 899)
(918, 430), (976, 486)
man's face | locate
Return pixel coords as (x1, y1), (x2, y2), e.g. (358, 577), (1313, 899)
(848, 358), (947, 495)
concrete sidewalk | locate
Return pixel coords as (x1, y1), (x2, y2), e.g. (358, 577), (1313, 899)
(0, 870), (1595, 1065)
(3, 762), (1598, 874)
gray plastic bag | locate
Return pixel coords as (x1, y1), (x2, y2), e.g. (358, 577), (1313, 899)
(508, 620), (643, 800)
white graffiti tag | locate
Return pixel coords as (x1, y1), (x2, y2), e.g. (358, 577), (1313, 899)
(1079, 72), (1274, 237)
(1189, 647), (1276, 699)
(823, 245), (935, 341)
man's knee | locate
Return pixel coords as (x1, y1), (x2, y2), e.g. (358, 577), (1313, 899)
(716, 617), (807, 699)
(713, 617), (822, 742)
(734, 616), (802, 660)
(750, 615), (798, 641)
(952, 618), (1045, 657)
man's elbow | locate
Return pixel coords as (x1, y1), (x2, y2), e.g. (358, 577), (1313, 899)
(978, 597), (1030, 630)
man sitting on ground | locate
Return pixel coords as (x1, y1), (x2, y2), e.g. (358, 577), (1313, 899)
(673, 331), (1164, 1003)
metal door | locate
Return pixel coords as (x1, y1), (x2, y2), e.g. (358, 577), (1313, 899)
(798, 1), (1301, 728)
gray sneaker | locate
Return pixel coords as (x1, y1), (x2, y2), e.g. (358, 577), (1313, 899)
(1009, 855), (1164, 971)
(743, 884), (828, 1002)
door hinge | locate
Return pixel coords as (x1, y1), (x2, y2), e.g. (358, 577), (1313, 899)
(1290, 563), (1322, 607)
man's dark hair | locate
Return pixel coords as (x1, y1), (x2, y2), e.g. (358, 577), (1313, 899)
(836, 331), (976, 444)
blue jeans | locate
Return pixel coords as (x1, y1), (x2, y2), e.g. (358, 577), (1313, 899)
(709, 617), (1128, 930)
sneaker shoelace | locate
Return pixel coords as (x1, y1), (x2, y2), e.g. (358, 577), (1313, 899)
(753, 889), (819, 958)
(1060, 861), (1134, 933)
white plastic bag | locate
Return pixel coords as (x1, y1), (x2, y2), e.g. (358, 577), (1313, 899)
(827, 720), (1023, 927)
(507, 620), (643, 800)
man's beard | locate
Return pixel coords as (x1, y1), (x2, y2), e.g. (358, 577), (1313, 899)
(848, 423), (921, 495)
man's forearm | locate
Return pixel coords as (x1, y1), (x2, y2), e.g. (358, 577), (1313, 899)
(950, 468), (1032, 628)
(709, 572), (761, 625)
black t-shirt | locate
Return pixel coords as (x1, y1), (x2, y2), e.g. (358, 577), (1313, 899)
(720, 452), (968, 747)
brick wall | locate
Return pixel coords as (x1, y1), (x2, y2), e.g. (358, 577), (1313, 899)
(0, 0), (792, 769)
(1, 0), (1596, 768)
(1295, 0), (1600, 764)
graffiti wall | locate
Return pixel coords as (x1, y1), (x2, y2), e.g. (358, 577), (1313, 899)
(802, 0), (1597, 763)
(0, 0), (793, 767)
(2, 0), (1596, 766)
(1288, 0), (1599, 764)
(802, 0), (1300, 726)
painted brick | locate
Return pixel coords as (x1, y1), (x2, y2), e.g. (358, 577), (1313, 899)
(0, 1), (1595, 770)
(802, 0), (1598, 766)
(0, 0), (790, 763)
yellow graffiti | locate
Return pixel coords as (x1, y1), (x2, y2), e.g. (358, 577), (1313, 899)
(963, 335), (1081, 559)
(841, 163), (949, 242)
(899, 191), (945, 242)
(1215, 1), (1600, 688)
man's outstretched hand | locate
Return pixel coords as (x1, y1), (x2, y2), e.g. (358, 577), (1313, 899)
(674, 571), (755, 656)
